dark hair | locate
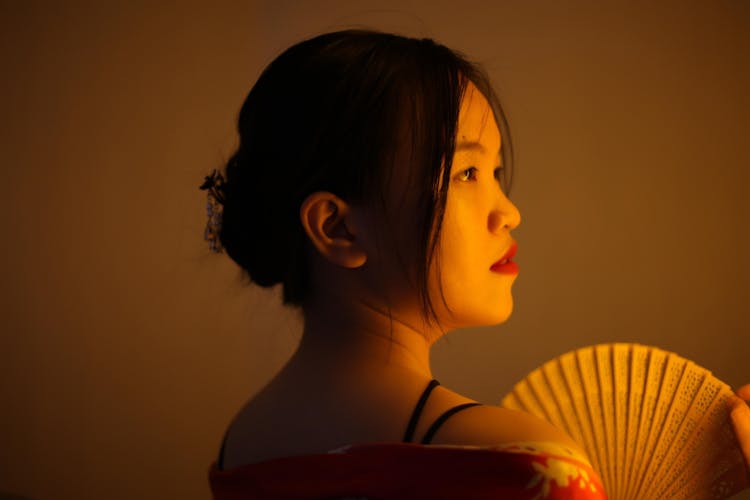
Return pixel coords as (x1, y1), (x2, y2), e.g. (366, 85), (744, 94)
(205, 28), (514, 333)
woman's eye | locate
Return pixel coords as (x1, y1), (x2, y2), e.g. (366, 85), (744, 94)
(459, 166), (478, 181)
(458, 166), (505, 185)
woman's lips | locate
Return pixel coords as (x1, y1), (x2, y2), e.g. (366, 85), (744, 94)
(490, 241), (518, 274)
(490, 260), (519, 274)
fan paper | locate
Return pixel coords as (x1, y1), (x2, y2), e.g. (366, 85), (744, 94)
(499, 342), (749, 500)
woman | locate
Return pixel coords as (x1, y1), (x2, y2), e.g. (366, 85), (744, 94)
(201, 28), (750, 499)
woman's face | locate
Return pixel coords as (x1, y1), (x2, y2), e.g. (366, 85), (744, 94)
(352, 81), (521, 340)
(427, 81), (522, 331)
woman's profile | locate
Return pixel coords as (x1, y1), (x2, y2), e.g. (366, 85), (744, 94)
(200, 28), (610, 498)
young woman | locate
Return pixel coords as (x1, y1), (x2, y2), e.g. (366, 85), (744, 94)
(201, 28), (750, 499)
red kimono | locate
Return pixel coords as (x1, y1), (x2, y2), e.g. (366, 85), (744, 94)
(208, 440), (608, 499)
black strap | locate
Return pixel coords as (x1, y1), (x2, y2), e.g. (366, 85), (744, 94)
(419, 402), (482, 444)
(403, 379), (441, 443)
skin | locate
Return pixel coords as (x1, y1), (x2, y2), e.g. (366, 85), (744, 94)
(293, 80), (520, 386)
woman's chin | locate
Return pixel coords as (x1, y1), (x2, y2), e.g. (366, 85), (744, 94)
(459, 306), (514, 328)
(488, 301), (514, 325)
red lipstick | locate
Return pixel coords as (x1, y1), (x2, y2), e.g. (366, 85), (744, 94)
(491, 241), (519, 274)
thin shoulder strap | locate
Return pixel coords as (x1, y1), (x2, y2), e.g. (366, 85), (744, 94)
(420, 401), (482, 444)
(403, 379), (441, 443)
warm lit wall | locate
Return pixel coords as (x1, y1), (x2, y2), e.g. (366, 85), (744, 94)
(2, 1), (748, 499)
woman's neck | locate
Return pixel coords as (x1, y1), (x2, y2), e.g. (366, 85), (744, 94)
(291, 290), (436, 381)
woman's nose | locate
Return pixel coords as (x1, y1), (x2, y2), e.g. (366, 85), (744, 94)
(488, 199), (521, 233)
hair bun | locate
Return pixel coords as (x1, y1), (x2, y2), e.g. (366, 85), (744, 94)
(216, 157), (301, 289)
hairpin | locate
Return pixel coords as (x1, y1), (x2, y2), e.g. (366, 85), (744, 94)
(199, 169), (226, 253)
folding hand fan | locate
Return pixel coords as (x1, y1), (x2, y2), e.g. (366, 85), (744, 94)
(499, 342), (749, 500)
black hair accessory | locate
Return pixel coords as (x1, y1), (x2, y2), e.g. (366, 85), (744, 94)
(199, 169), (226, 253)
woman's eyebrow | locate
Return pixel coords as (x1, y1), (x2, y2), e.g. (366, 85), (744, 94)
(456, 141), (485, 152)
(456, 141), (502, 163)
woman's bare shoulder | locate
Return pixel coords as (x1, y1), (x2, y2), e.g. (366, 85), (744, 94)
(431, 400), (589, 460)
(221, 372), (590, 468)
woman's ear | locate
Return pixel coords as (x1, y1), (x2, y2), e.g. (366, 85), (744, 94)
(299, 191), (368, 269)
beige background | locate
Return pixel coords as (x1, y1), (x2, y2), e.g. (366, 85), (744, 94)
(1, 1), (748, 499)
